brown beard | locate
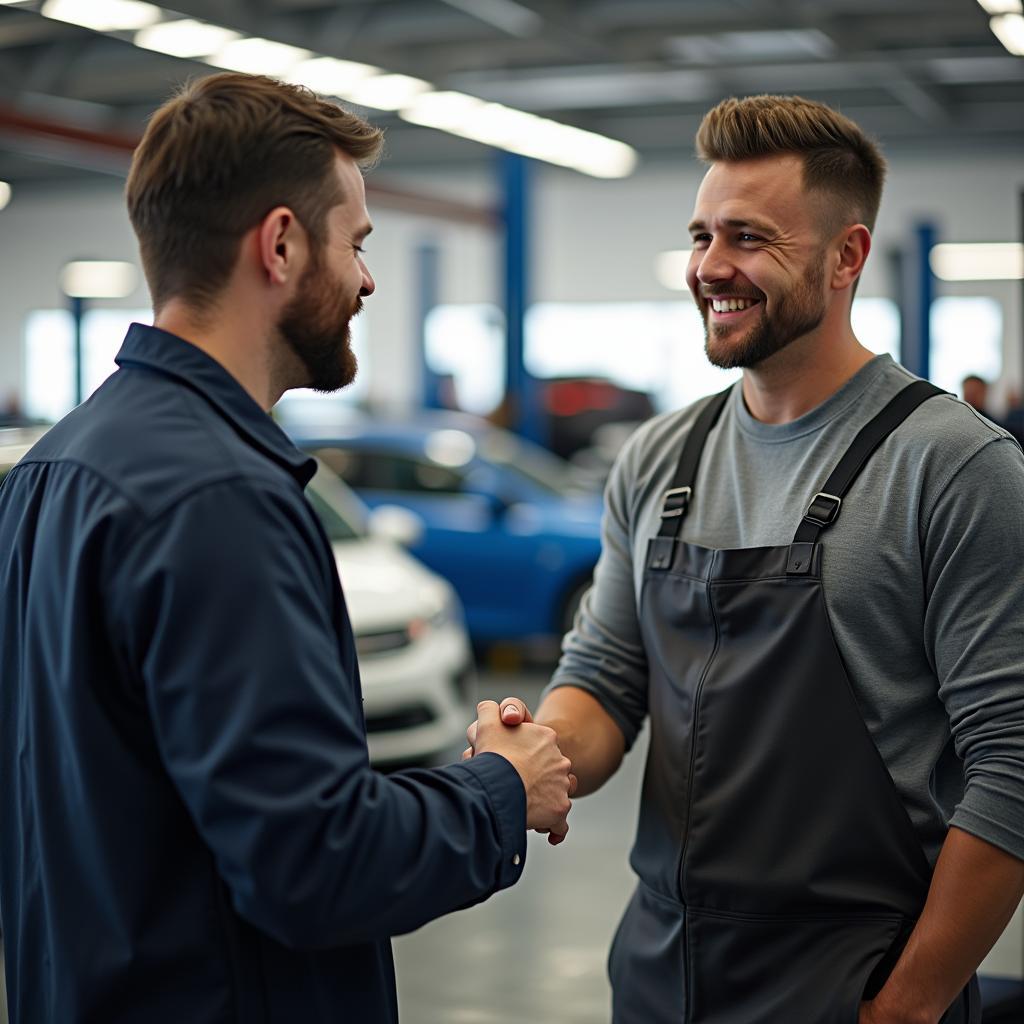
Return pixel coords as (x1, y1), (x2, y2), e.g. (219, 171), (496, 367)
(702, 256), (827, 370)
(278, 251), (362, 392)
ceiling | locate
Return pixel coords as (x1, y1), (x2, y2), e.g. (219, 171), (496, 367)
(1, 0), (1023, 191)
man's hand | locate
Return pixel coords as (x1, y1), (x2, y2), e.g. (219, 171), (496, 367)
(469, 700), (574, 844)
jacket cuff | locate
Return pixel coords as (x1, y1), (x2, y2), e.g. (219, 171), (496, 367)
(457, 751), (527, 889)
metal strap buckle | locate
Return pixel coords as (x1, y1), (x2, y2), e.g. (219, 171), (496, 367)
(804, 491), (842, 527)
(660, 486), (692, 519)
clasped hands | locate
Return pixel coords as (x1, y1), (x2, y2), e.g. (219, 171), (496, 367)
(463, 698), (577, 845)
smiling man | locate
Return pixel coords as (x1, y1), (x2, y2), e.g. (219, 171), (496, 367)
(484, 95), (1024, 1022)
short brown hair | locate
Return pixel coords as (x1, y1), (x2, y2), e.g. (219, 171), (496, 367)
(696, 95), (886, 234)
(126, 72), (384, 312)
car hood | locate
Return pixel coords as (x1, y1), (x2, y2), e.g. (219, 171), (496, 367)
(331, 538), (454, 634)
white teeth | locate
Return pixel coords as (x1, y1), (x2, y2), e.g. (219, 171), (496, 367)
(711, 297), (755, 312)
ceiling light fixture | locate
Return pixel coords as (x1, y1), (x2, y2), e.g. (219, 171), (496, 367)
(654, 250), (693, 291)
(401, 91), (638, 178)
(59, 261), (139, 299)
(208, 37), (311, 76)
(976, 0), (1022, 14)
(41, 0), (162, 32)
(135, 19), (240, 58)
(929, 242), (1024, 281)
(342, 74), (431, 111)
(286, 56), (379, 95)
(989, 12), (1024, 54)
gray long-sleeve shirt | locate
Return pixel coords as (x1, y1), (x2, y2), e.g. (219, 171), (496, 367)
(549, 355), (1024, 865)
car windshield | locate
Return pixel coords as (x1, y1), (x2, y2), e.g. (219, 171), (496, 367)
(476, 430), (581, 496)
(306, 466), (366, 542)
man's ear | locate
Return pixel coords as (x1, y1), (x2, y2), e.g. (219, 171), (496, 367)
(832, 224), (871, 291)
(256, 206), (307, 286)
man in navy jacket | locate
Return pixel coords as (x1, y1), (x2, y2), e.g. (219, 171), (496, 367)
(0, 72), (573, 1023)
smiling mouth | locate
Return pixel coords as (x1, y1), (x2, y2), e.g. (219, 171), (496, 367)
(708, 296), (760, 314)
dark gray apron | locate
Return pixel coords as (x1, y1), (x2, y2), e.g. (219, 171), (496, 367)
(609, 381), (981, 1024)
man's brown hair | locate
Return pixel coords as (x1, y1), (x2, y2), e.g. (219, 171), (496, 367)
(126, 72), (384, 312)
(695, 94), (886, 235)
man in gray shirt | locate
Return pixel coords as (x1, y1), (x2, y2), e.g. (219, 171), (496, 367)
(475, 96), (1024, 1022)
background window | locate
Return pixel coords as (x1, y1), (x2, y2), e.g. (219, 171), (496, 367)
(929, 297), (1002, 396)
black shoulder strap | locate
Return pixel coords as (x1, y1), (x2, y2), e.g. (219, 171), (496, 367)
(656, 385), (732, 540)
(791, 379), (945, 550)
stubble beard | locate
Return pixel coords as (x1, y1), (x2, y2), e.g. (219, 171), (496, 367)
(702, 258), (827, 371)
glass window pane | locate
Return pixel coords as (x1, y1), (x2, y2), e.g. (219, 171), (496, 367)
(852, 297), (900, 361)
(424, 304), (505, 416)
(930, 297), (1002, 396)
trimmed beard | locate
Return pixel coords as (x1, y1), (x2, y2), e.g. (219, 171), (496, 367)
(278, 250), (361, 393)
(703, 257), (827, 370)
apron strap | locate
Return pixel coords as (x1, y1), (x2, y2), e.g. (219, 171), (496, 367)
(656, 386), (733, 541)
(787, 379), (945, 573)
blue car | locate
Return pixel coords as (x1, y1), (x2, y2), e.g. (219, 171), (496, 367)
(293, 412), (604, 650)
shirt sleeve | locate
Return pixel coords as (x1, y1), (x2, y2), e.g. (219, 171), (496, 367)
(544, 425), (652, 749)
(107, 477), (526, 948)
(922, 436), (1024, 860)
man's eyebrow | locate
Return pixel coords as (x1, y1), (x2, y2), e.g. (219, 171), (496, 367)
(688, 217), (776, 235)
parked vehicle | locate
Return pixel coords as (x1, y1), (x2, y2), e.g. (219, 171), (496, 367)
(0, 430), (474, 766)
(292, 411), (604, 652)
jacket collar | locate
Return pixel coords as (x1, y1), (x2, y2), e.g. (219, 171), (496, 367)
(115, 323), (316, 486)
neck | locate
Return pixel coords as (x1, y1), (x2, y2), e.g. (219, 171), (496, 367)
(740, 320), (875, 425)
(154, 296), (284, 412)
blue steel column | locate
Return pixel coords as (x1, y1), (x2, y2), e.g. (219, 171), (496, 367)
(70, 294), (85, 406)
(416, 241), (444, 408)
(900, 222), (936, 380)
(501, 151), (544, 445)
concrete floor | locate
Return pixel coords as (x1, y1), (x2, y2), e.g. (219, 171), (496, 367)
(394, 669), (647, 1024)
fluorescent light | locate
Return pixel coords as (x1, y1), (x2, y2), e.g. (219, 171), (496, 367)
(41, 0), (161, 31)
(655, 250), (693, 291)
(208, 37), (311, 76)
(60, 261), (139, 299)
(930, 243), (1024, 281)
(341, 74), (431, 111)
(135, 19), (240, 58)
(0, 181), (11, 212)
(977, 0), (1022, 14)
(401, 92), (639, 178)
(990, 12), (1024, 53)
(286, 56), (379, 95)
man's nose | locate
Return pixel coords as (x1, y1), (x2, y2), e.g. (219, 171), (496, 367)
(360, 267), (375, 297)
(695, 239), (735, 285)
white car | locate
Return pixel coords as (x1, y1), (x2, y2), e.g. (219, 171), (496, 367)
(0, 430), (476, 767)
(304, 464), (475, 765)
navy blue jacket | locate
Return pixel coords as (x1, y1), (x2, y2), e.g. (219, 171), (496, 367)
(0, 324), (526, 1023)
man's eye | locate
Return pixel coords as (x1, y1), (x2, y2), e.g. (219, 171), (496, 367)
(739, 233), (760, 242)
(355, 246), (367, 255)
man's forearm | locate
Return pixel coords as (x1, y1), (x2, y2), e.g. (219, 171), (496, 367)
(865, 826), (1024, 1024)
(534, 686), (626, 797)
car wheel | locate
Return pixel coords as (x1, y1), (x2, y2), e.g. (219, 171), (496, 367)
(559, 578), (592, 637)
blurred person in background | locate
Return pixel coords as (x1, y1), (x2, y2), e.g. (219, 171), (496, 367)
(0, 73), (574, 1024)
(961, 373), (997, 422)
(472, 94), (1024, 1023)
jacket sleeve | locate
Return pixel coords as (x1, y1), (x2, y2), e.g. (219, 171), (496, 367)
(107, 477), (526, 949)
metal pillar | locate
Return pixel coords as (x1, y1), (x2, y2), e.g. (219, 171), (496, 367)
(70, 294), (85, 407)
(900, 222), (937, 381)
(500, 151), (544, 445)
(416, 241), (445, 409)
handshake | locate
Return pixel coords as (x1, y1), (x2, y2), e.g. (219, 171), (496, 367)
(462, 699), (577, 846)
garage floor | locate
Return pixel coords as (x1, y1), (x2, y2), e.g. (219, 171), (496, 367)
(394, 668), (647, 1024)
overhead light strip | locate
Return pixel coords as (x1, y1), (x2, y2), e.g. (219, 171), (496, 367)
(31, 1), (638, 178)
(929, 242), (1024, 281)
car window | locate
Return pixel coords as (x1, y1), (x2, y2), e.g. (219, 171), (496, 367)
(305, 471), (365, 542)
(313, 447), (466, 496)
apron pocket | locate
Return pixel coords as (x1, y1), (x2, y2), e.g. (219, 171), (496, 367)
(685, 908), (907, 1024)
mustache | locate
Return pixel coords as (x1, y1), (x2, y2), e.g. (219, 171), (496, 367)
(699, 287), (764, 301)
